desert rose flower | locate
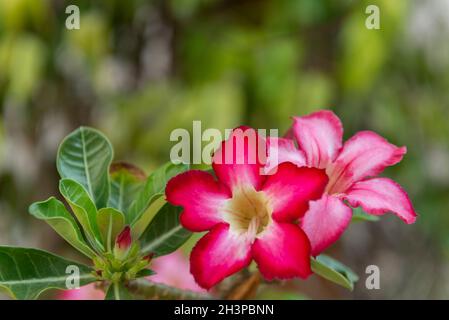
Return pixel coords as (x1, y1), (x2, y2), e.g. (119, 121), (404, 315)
(166, 127), (328, 289)
(266, 110), (418, 256)
(150, 251), (206, 293)
(58, 283), (105, 300)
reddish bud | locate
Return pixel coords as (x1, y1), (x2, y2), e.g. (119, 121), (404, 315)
(143, 253), (154, 262)
(116, 226), (132, 250)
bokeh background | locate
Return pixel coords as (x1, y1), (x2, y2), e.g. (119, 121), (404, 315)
(1, 0), (449, 299)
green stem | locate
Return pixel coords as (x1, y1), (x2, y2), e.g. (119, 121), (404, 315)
(128, 279), (213, 300)
(113, 282), (121, 300)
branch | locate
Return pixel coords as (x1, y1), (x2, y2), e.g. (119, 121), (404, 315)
(127, 279), (213, 300)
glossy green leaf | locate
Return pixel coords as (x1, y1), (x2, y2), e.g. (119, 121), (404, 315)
(28, 197), (96, 258)
(96, 207), (125, 252)
(135, 269), (156, 278)
(105, 282), (133, 300)
(140, 203), (192, 257)
(108, 162), (146, 215)
(57, 127), (113, 209)
(351, 207), (380, 222)
(131, 197), (165, 240)
(128, 162), (189, 227)
(59, 178), (103, 251)
(311, 254), (359, 291)
(0, 246), (96, 300)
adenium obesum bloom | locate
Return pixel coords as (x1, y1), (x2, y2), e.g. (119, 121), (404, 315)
(166, 127), (328, 289)
(150, 251), (206, 293)
(58, 283), (105, 300)
(267, 110), (418, 256)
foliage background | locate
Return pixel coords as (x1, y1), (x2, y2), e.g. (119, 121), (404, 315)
(1, 0), (448, 299)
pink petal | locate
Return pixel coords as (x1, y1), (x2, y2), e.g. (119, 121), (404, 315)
(58, 284), (105, 300)
(327, 131), (406, 193)
(166, 170), (231, 232)
(190, 223), (252, 289)
(150, 251), (206, 293)
(212, 126), (267, 192)
(262, 162), (328, 222)
(252, 222), (311, 280)
(300, 194), (353, 256)
(292, 110), (343, 169)
(264, 137), (305, 174)
(345, 177), (417, 224)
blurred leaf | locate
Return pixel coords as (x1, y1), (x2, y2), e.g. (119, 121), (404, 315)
(339, 10), (387, 94)
(0, 246), (96, 300)
(59, 178), (103, 251)
(256, 288), (307, 300)
(7, 35), (45, 102)
(108, 162), (146, 216)
(311, 254), (358, 291)
(29, 197), (96, 258)
(351, 207), (380, 222)
(97, 207), (125, 252)
(135, 269), (156, 278)
(139, 203), (192, 257)
(57, 127), (113, 209)
(66, 11), (109, 62)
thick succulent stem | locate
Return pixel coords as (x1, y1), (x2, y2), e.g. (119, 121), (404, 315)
(127, 279), (213, 300)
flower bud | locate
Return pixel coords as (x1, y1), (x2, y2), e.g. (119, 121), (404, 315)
(116, 226), (131, 250)
(143, 253), (154, 263)
(114, 226), (132, 259)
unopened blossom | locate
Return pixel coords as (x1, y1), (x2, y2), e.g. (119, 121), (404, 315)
(114, 226), (132, 259)
(166, 127), (328, 289)
(266, 110), (418, 256)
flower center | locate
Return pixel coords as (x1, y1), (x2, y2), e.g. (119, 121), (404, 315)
(224, 185), (271, 236)
(324, 165), (350, 195)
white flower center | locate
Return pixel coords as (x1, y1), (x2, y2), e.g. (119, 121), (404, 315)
(224, 185), (272, 237)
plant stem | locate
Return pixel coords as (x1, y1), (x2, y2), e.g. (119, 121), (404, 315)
(127, 279), (212, 300)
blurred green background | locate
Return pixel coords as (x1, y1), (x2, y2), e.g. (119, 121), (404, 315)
(1, 0), (448, 299)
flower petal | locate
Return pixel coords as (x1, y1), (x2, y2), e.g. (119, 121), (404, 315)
(166, 170), (231, 232)
(327, 131), (406, 193)
(262, 162), (328, 222)
(252, 222), (311, 280)
(264, 137), (305, 174)
(300, 194), (353, 256)
(212, 126), (267, 192)
(190, 223), (252, 289)
(345, 177), (417, 224)
(292, 110), (343, 168)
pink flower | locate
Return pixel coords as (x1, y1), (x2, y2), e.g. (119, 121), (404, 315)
(150, 251), (206, 293)
(166, 127), (328, 289)
(58, 283), (105, 300)
(267, 110), (418, 256)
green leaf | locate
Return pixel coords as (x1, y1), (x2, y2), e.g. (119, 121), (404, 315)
(57, 126), (113, 209)
(108, 162), (146, 215)
(131, 197), (165, 240)
(0, 246), (96, 300)
(351, 207), (380, 222)
(139, 203), (192, 257)
(311, 254), (359, 291)
(96, 207), (125, 252)
(105, 282), (133, 300)
(28, 197), (96, 259)
(135, 269), (156, 278)
(59, 178), (103, 251)
(128, 162), (189, 227)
